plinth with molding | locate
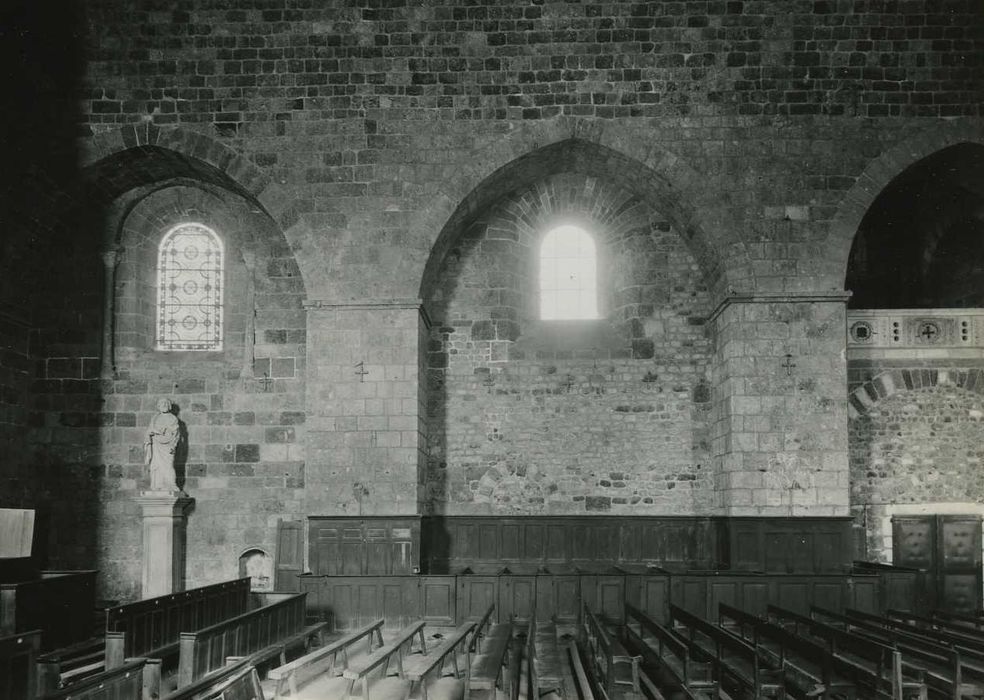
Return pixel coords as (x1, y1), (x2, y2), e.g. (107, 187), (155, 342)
(136, 491), (194, 598)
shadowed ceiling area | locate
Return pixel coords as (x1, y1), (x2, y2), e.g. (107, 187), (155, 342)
(846, 143), (984, 309)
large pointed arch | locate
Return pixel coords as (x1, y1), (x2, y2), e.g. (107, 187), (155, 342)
(79, 125), (320, 292)
(826, 121), (984, 290)
(415, 120), (751, 304)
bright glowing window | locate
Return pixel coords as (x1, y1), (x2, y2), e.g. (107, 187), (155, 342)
(539, 225), (598, 320)
(156, 222), (224, 351)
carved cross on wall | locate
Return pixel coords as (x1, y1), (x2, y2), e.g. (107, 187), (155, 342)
(354, 361), (369, 383)
(919, 323), (939, 341)
(781, 354), (796, 376)
(257, 372), (273, 392)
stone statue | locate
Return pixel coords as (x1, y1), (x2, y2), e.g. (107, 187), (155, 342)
(145, 398), (181, 492)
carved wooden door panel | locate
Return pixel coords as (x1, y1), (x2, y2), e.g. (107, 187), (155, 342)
(939, 515), (982, 612)
(274, 519), (304, 591)
(893, 514), (982, 612)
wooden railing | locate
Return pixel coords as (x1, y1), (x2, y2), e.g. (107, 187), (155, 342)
(176, 592), (307, 687)
(105, 577), (251, 661)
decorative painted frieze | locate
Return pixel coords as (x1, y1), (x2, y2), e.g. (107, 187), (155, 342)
(847, 309), (984, 359)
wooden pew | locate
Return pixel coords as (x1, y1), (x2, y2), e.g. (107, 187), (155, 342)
(768, 604), (926, 700)
(403, 622), (475, 700)
(106, 578), (251, 664)
(266, 617), (385, 699)
(718, 603), (854, 699)
(469, 604), (496, 654)
(0, 571), (97, 652)
(931, 609), (984, 632)
(669, 603), (786, 699)
(566, 639), (597, 700)
(467, 615), (513, 700)
(37, 578), (253, 694)
(884, 608), (984, 651)
(342, 620), (427, 700)
(37, 638), (108, 696)
(583, 604), (640, 698)
(1, 629), (40, 700)
(179, 663), (263, 700)
(527, 615), (565, 700)
(177, 592), (325, 689)
(42, 657), (158, 700)
(623, 603), (716, 699)
(162, 658), (255, 700)
(826, 607), (984, 698)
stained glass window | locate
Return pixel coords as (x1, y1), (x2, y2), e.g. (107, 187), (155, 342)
(156, 223), (224, 351)
(540, 225), (598, 320)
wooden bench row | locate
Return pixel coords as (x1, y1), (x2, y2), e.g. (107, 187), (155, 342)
(810, 605), (984, 699)
(33, 577), (254, 695)
(582, 604), (641, 699)
(263, 603), (506, 700)
(26, 591), (323, 700)
(624, 603), (716, 699)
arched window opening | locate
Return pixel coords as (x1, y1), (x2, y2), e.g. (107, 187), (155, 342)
(539, 225), (598, 320)
(156, 222), (224, 351)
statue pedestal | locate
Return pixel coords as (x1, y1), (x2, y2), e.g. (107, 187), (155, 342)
(136, 492), (194, 598)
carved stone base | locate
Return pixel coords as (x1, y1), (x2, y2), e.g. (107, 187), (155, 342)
(136, 492), (194, 599)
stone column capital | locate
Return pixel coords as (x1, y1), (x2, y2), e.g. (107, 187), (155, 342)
(136, 492), (194, 516)
(101, 248), (122, 268)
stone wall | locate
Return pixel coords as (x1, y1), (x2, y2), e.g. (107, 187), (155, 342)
(712, 298), (850, 516)
(424, 172), (715, 514)
(25, 185), (307, 600)
(848, 365), (984, 560)
(0, 314), (36, 511)
(1, 0), (981, 595)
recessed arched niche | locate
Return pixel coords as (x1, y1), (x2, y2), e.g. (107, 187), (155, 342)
(238, 548), (273, 592)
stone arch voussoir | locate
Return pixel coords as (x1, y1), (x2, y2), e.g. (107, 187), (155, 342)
(82, 124), (270, 199)
(827, 120), (984, 287)
(847, 368), (984, 419)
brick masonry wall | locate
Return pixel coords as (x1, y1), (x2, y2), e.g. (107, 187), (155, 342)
(424, 172), (715, 514)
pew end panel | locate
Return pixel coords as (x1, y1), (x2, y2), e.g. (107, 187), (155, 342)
(0, 629), (41, 700)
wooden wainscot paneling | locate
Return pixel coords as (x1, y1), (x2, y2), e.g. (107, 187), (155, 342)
(300, 570), (912, 634)
(456, 576), (498, 622)
(298, 575), (420, 630)
(536, 574), (580, 624)
(853, 561), (924, 612)
(724, 517), (853, 573)
(620, 517), (718, 569)
(624, 573), (671, 624)
(580, 575), (625, 623)
(308, 517), (420, 576)
(419, 576), (456, 626)
(421, 516), (721, 573)
(499, 576), (536, 622)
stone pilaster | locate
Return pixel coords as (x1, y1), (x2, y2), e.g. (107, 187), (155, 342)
(136, 492), (194, 598)
(99, 248), (121, 380)
(303, 299), (428, 516)
(710, 293), (851, 516)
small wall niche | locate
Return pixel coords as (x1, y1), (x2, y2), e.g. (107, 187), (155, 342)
(238, 547), (273, 591)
